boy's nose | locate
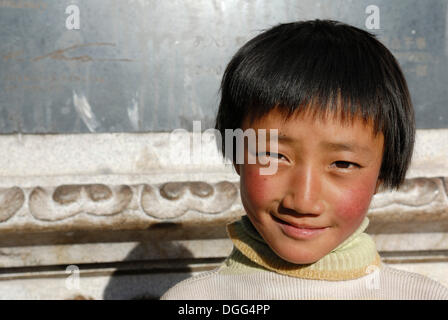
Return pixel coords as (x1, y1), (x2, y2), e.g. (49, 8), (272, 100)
(281, 165), (325, 216)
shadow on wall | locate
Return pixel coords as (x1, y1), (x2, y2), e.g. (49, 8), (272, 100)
(102, 241), (195, 300)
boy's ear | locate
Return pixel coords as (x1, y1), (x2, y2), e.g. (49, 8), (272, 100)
(374, 179), (382, 194)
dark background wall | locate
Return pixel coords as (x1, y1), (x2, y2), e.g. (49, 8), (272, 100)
(0, 0), (447, 133)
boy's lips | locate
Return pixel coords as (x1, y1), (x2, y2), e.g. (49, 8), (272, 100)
(271, 215), (329, 239)
(271, 214), (327, 229)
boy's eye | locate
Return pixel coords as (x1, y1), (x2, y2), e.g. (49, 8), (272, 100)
(257, 152), (286, 160)
(332, 161), (360, 169)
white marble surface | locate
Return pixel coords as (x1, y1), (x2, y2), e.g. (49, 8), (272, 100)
(0, 129), (447, 299)
(0, 129), (447, 184)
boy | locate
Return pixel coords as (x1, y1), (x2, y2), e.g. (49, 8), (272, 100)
(161, 20), (448, 299)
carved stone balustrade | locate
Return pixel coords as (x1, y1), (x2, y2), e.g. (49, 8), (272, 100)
(0, 130), (446, 299)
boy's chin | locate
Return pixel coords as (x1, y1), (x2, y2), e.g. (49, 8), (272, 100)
(281, 256), (323, 265)
(272, 247), (327, 265)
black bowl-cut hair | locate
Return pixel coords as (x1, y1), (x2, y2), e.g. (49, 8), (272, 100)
(214, 19), (415, 190)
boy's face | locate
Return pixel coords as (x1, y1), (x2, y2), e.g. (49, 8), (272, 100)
(234, 108), (384, 264)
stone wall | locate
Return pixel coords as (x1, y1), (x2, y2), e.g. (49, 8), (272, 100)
(0, 130), (447, 299)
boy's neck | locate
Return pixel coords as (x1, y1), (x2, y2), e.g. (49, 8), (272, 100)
(225, 215), (381, 281)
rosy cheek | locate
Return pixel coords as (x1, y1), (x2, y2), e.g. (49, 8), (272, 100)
(335, 181), (375, 221)
(242, 166), (274, 207)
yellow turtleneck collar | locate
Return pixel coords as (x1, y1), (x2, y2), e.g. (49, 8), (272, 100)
(225, 215), (382, 281)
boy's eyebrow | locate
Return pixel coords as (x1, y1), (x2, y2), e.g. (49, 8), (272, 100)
(319, 141), (372, 154)
(268, 135), (372, 154)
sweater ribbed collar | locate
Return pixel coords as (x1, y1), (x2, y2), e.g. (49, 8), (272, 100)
(225, 215), (381, 281)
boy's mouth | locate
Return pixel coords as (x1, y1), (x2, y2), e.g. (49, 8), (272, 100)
(271, 215), (329, 239)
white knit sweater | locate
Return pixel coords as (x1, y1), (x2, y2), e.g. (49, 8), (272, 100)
(162, 216), (448, 300)
(161, 258), (448, 300)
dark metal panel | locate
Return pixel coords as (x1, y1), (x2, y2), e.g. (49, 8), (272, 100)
(0, 0), (446, 133)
